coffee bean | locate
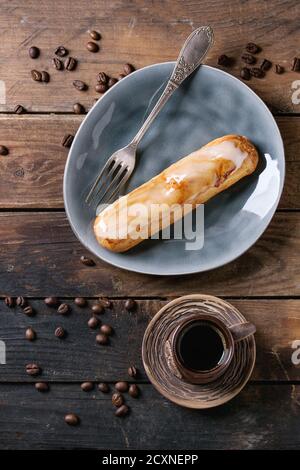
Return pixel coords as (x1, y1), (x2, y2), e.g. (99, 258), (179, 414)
(55, 46), (68, 57)
(217, 54), (231, 66)
(4, 296), (14, 308)
(88, 316), (99, 329)
(95, 83), (108, 93)
(96, 333), (109, 345)
(240, 67), (251, 80)
(41, 71), (50, 83)
(246, 43), (260, 54)
(99, 298), (112, 308)
(16, 296), (27, 308)
(74, 297), (87, 307)
(275, 64), (284, 74)
(52, 57), (64, 70)
(98, 382), (110, 393)
(241, 53), (256, 65)
(129, 384), (140, 398)
(118, 73), (126, 80)
(97, 72), (108, 84)
(92, 303), (104, 315)
(89, 30), (101, 41)
(81, 381), (94, 392)
(23, 306), (34, 316)
(292, 57), (300, 72)
(128, 365), (137, 378)
(0, 145), (9, 156)
(25, 327), (36, 341)
(73, 103), (85, 114)
(112, 392), (124, 407)
(65, 57), (77, 71)
(29, 46), (40, 59)
(26, 363), (41, 376)
(260, 59), (272, 71)
(125, 299), (136, 311)
(250, 67), (265, 78)
(86, 41), (99, 53)
(57, 303), (70, 315)
(55, 326), (66, 338)
(115, 404), (129, 417)
(65, 413), (79, 426)
(31, 69), (42, 82)
(14, 104), (26, 114)
(80, 255), (95, 266)
(100, 324), (113, 336)
(44, 296), (59, 307)
(108, 77), (118, 88)
(35, 382), (49, 392)
(61, 134), (74, 148)
(123, 63), (135, 75)
(115, 381), (128, 393)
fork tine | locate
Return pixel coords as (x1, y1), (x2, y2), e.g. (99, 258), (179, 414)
(85, 157), (116, 204)
(96, 166), (128, 206)
(105, 170), (131, 205)
(90, 159), (121, 204)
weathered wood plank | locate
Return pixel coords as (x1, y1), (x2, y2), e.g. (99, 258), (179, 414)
(0, 115), (298, 208)
(0, 299), (299, 382)
(0, 383), (299, 449)
(0, 211), (299, 297)
(0, 0), (299, 112)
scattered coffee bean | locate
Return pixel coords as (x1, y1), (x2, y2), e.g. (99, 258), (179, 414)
(250, 67), (265, 78)
(73, 103), (85, 114)
(29, 46), (40, 59)
(95, 83), (108, 93)
(246, 42), (260, 54)
(55, 326), (66, 338)
(14, 104), (26, 114)
(123, 63), (135, 75)
(81, 381), (94, 392)
(125, 299), (136, 311)
(35, 382), (49, 392)
(292, 57), (300, 72)
(25, 327), (36, 341)
(92, 303), (104, 315)
(61, 134), (74, 148)
(108, 77), (118, 88)
(65, 413), (79, 426)
(72, 78), (87, 90)
(100, 324), (113, 336)
(74, 297), (87, 307)
(0, 145), (9, 156)
(16, 296), (27, 308)
(128, 384), (140, 398)
(23, 305), (34, 316)
(55, 46), (68, 57)
(80, 255), (95, 266)
(240, 67), (251, 80)
(52, 57), (64, 70)
(241, 53), (256, 65)
(31, 69), (42, 82)
(4, 296), (14, 308)
(88, 316), (99, 329)
(26, 363), (41, 376)
(99, 298), (112, 308)
(115, 404), (129, 417)
(98, 382), (110, 393)
(112, 392), (124, 407)
(115, 381), (128, 393)
(89, 30), (101, 41)
(118, 73), (126, 80)
(65, 56), (77, 71)
(128, 365), (137, 378)
(260, 59), (272, 71)
(97, 72), (108, 84)
(57, 303), (70, 315)
(41, 71), (50, 83)
(217, 54), (231, 66)
(86, 41), (99, 53)
(275, 64), (284, 74)
(44, 296), (59, 307)
(96, 333), (109, 345)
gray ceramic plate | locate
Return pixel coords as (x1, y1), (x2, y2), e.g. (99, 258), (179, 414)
(63, 63), (285, 276)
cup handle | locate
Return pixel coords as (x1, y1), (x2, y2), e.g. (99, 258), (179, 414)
(229, 322), (256, 342)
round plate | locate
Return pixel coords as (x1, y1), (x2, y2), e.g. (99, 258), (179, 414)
(142, 295), (256, 409)
(64, 63), (285, 275)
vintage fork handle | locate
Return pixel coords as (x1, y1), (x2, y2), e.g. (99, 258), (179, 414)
(130, 26), (214, 147)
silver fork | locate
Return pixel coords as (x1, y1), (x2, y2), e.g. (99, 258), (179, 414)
(86, 25), (214, 207)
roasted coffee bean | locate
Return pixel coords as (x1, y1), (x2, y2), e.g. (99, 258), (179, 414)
(125, 299), (136, 311)
(26, 363), (41, 376)
(16, 296), (27, 308)
(80, 255), (95, 266)
(96, 333), (109, 345)
(88, 316), (99, 329)
(55, 326), (66, 338)
(128, 384), (140, 398)
(41, 71), (50, 83)
(246, 42), (260, 54)
(250, 67), (265, 78)
(292, 57), (300, 72)
(98, 382), (110, 393)
(14, 104), (26, 114)
(86, 41), (99, 53)
(95, 83), (107, 93)
(61, 134), (74, 148)
(35, 382), (49, 392)
(55, 46), (68, 57)
(29, 46), (40, 59)
(25, 327), (36, 341)
(275, 64), (284, 74)
(73, 103), (85, 114)
(123, 63), (135, 75)
(81, 381), (94, 392)
(128, 365), (137, 378)
(92, 303), (104, 314)
(65, 413), (79, 426)
(100, 324), (113, 336)
(112, 392), (124, 407)
(115, 404), (129, 417)
(31, 69), (42, 82)
(0, 145), (9, 156)
(97, 72), (108, 84)
(24, 306), (34, 316)
(118, 73), (126, 80)
(240, 67), (251, 80)
(74, 297), (87, 307)
(217, 54), (231, 66)
(52, 57), (63, 70)
(89, 30), (101, 41)
(4, 296), (14, 307)
(260, 59), (272, 71)
(44, 296), (59, 307)
(108, 77), (118, 88)
(241, 53), (256, 65)
(115, 381), (128, 393)
(65, 56), (77, 71)
(57, 303), (70, 315)
(99, 298), (112, 308)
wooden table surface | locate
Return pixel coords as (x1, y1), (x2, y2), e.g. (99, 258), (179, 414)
(0, 0), (300, 450)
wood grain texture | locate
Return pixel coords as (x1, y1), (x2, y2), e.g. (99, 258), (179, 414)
(0, 383), (299, 449)
(0, 211), (299, 297)
(0, 115), (298, 209)
(0, 0), (299, 112)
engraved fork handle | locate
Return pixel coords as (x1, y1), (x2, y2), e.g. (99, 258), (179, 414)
(130, 26), (214, 147)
